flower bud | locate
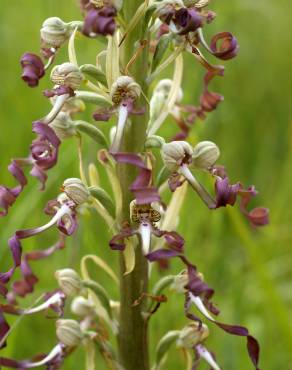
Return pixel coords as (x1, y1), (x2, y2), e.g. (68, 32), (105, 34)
(62, 178), (90, 205)
(192, 141), (220, 170)
(154, 79), (183, 103)
(55, 268), (82, 296)
(40, 17), (70, 48)
(56, 319), (84, 347)
(110, 76), (141, 105)
(162, 141), (193, 172)
(177, 323), (209, 349)
(51, 63), (83, 90)
(71, 296), (96, 317)
(49, 112), (76, 140)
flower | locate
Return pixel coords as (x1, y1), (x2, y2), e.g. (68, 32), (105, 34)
(110, 200), (184, 255)
(20, 53), (45, 87)
(0, 179), (88, 285)
(109, 76), (142, 153)
(173, 7), (203, 35)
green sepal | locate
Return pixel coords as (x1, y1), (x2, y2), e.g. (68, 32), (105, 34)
(151, 34), (172, 73)
(74, 121), (108, 147)
(156, 165), (171, 188)
(155, 330), (181, 368)
(83, 280), (113, 319)
(89, 186), (115, 217)
(80, 64), (108, 87)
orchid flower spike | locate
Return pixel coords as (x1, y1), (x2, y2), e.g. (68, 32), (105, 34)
(109, 76), (141, 153)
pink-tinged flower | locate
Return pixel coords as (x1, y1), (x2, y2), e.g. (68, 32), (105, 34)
(210, 32), (239, 60)
(20, 53), (45, 87)
(0, 161), (27, 217)
(0, 179), (89, 285)
(29, 121), (61, 189)
(83, 7), (117, 37)
(110, 200), (184, 255)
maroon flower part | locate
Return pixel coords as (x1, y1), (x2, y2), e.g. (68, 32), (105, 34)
(83, 7), (117, 37)
(20, 53), (45, 87)
(0, 196), (78, 285)
(214, 176), (269, 227)
(43, 85), (75, 99)
(109, 223), (136, 251)
(112, 152), (160, 205)
(0, 311), (10, 349)
(199, 67), (225, 115)
(238, 186), (269, 227)
(210, 32), (239, 60)
(10, 234), (66, 299)
(0, 161), (27, 217)
(214, 177), (240, 208)
(174, 8), (203, 35)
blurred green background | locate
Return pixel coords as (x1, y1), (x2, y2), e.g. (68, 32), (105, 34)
(0, 0), (291, 369)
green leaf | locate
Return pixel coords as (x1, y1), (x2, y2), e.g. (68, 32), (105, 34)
(151, 34), (172, 73)
(83, 280), (113, 319)
(89, 186), (115, 217)
(155, 331), (180, 368)
(156, 166), (171, 188)
(152, 275), (175, 297)
(141, 5), (156, 36)
(145, 135), (165, 149)
(75, 91), (112, 107)
(80, 64), (108, 87)
(74, 121), (108, 147)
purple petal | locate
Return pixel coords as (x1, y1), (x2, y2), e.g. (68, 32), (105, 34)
(146, 248), (181, 262)
(83, 7), (117, 37)
(214, 177), (240, 208)
(20, 53), (45, 87)
(210, 32), (239, 60)
(174, 8), (203, 35)
(112, 152), (161, 205)
(109, 226), (135, 251)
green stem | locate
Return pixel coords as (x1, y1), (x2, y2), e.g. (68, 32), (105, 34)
(117, 2), (150, 370)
